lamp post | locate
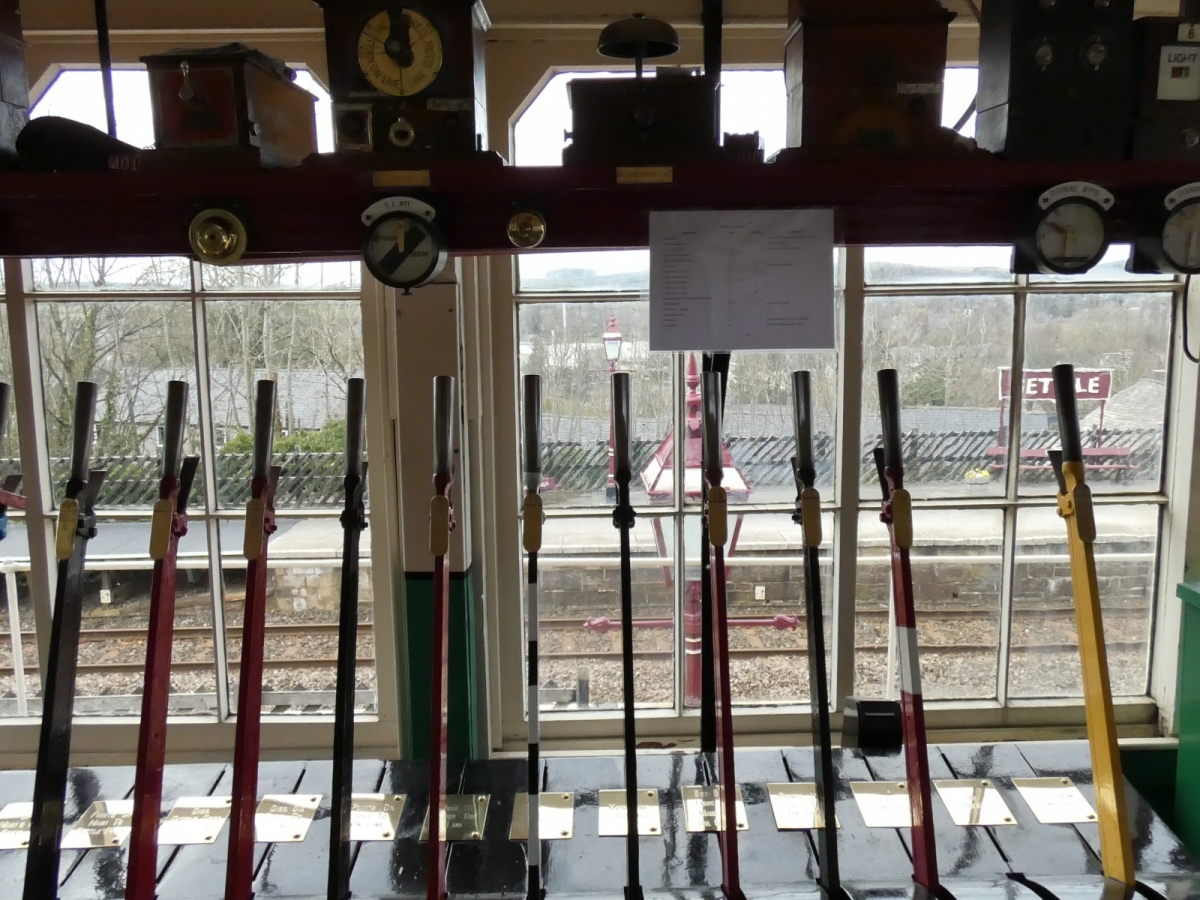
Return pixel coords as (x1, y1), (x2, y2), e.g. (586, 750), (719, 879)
(604, 315), (623, 502)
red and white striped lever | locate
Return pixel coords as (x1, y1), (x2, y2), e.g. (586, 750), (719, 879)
(875, 369), (943, 897)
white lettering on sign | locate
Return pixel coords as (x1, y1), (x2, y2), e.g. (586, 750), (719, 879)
(1159, 46), (1200, 100)
(998, 368), (1112, 402)
(1038, 182), (1114, 211)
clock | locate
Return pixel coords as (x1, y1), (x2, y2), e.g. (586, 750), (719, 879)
(1128, 182), (1200, 275)
(361, 196), (448, 291)
(1014, 182), (1114, 275)
(1162, 199), (1200, 274)
(314, 0), (488, 159)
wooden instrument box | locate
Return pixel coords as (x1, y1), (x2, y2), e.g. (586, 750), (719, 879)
(782, 0), (960, 158)
(564, 72), (719, 165)
(314, 0), (488, 160)
(142, 44), (317, 168)
(976, 0), (1136, 159)
(1131, 16), (1200, 159)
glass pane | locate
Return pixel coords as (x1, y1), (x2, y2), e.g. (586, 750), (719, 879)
(943, 67), (978, 137)
(531, 515), (674, 710)
(703, 511), (835, 707)
(37, 300), (203, 506)
(222, 517), (376, 715)
(0, 561), (39, 717)
(861, 294), (1014, 499)
(0, 301), (17, 455)
(1029, 244), (1175, 284)
(514, 69), (786, 294)
(865, 246), (1014, 285)
(855, 509), (1002, 701)
(519, 251), (650, 294)
(518, 301), (672, 508)
(1008, 505), (1156, 698)
(30, 258), (191, 292)
(1019, 292), (1172, 496)
(201, 262), (360, 292)
(722, 351), (838, 505)
(30, 68), (155, 148)
(205, 299), (364, 510)
(71, 519), (217, 718)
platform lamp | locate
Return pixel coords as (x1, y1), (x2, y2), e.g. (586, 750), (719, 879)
(604, 314), (623, 503)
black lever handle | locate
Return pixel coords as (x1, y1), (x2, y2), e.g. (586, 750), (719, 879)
(69, 382), (99, 483)
(162, 381), (189, 481)
(433, 376), (455, 481)
(345, 378), (366, 480)
(877, 369), (904, 476)
(611, 373), (632, 486)
(252, 380), (277, 481)
(523, 374), (542, 494)
(1053, 364), (1083, 465)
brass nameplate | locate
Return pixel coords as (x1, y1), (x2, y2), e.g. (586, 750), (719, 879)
(597, 789), (661, 836)
(62, 799), (134, 849)
(616, 166), (673, 185)
(255, 794), (321, 843)
(509, 792), (575, 841)
(934, 780), (1016, 827)
(0, 802), (32, 849)
(351, 794), (405, 841)
(421, 794), (489, 841)
(851, 782), (913, 829)
(374, 170), (432, 189)
(681, 785), (749, 833)
(1012, 777), (1098, 825)
(157, 797), (232, 845)
(767, 783), (839, 830)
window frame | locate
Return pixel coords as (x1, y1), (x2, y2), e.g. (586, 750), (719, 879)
(487, 249), (1187, 752)
(0, 257), (405, 767)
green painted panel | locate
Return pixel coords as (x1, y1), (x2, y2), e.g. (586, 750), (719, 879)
(1176, 582), (1200, 854)
(404, 570), (480, 762)
(1122, 747), (1177, 831)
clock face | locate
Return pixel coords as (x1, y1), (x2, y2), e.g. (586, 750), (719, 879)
(364, 212), (447, 290)
(1163, 201), (1200, 274)
(1035, 200), (1108, 274)
(357, 8), (444, 97)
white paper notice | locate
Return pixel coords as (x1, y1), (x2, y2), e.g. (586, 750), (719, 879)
(649, 209), (836, 352)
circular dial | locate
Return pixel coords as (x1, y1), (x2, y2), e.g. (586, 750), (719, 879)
(364, 212), (447, 290)
(1163, 200), (1200, 274)
(357, 8), (443, 97)
(1035, 200), (1109, 274)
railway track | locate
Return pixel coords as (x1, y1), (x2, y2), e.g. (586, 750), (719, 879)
(0, 606), (1147, 678)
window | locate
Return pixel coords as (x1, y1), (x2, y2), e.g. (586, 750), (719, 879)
(11, 264), (371, 723)
(502, 68), (1183, 741)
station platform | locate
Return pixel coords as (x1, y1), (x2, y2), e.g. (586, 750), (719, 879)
(1, 742), (1197, 899)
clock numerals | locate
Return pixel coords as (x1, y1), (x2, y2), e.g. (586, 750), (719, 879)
(1163, 201), (1200, 274)
(1034, 200), (1109, 275)
(358, 8), (444, 98)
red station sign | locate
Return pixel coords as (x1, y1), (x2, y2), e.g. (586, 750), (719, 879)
(999, 368), (1112, 402)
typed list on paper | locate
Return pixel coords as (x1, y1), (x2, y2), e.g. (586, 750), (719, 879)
(649, 209), (836, 352)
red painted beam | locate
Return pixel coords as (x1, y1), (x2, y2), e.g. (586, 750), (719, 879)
(1, 157), (1198, 259)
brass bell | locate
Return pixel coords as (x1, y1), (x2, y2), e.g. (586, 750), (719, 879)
(188, 209), (248, 265)
(507, 210), (547, 250)
(598, 13), (679, 79)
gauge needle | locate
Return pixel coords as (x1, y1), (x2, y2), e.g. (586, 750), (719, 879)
(379, 221), (418, 273)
